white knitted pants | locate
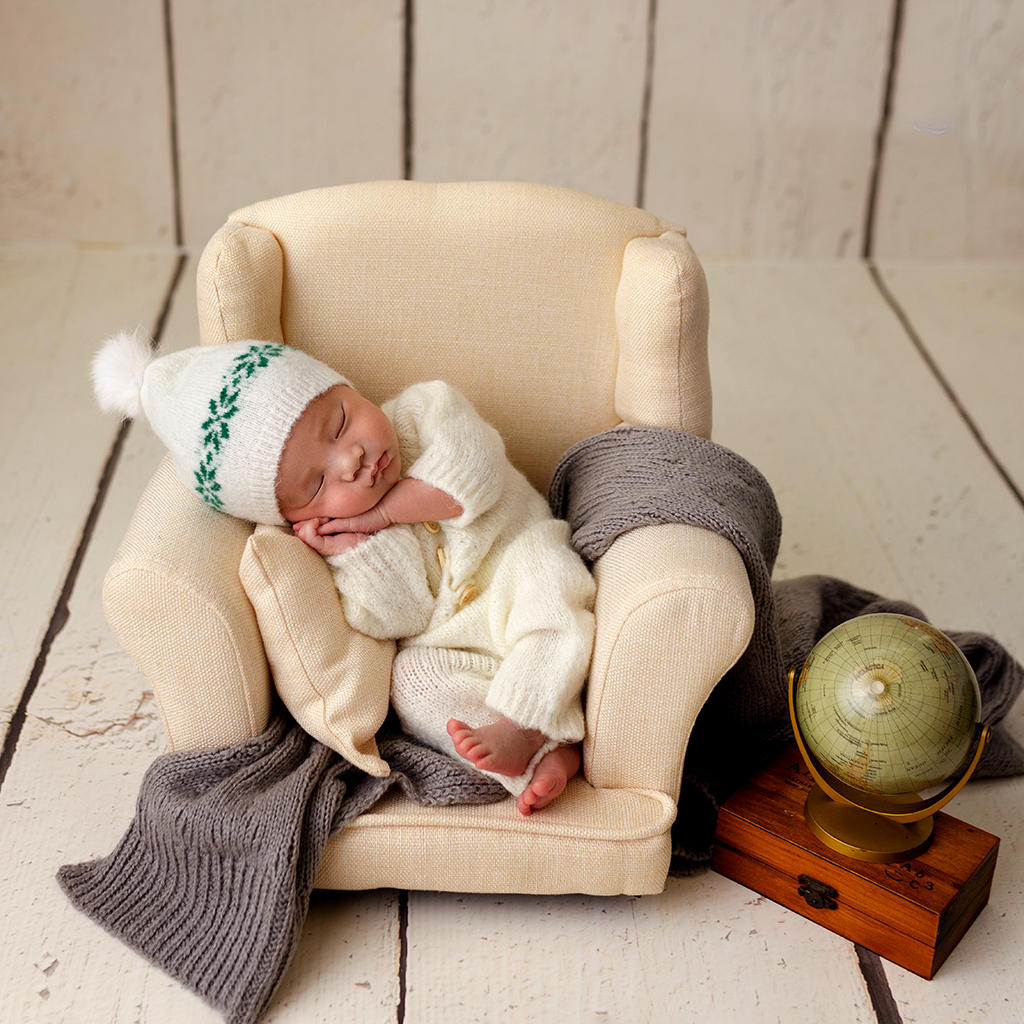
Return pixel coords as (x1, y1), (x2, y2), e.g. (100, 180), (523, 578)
(390, 646), (556, 797)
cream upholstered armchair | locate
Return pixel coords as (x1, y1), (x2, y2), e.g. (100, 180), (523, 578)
(103, 181), (754, 897)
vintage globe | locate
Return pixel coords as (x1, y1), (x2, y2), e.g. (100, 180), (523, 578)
(793, 614), (981, 797)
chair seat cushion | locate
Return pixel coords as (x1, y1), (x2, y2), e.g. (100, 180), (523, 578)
(316, 777), (677, 895)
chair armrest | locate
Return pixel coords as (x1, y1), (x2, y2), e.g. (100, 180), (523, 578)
(197, 221), (285, 346)
(614, 231), (711, 439)
(102, 455), (272, 751)
(584, 522), (754, 796)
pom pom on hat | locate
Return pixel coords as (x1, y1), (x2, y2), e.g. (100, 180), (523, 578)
(90, 334), (350, 524)
(91, 329), (155, 419)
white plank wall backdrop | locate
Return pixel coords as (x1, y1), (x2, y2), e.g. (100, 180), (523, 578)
(412, 0), (650, 206)
(1, 1), (1022, 1022)
(170, 0), (407, 246)
(643, 0), (894, 258)
(873, 0), (1024, 259)
(0, 1), (176, 247)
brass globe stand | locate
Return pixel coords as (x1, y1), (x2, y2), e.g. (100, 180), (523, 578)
(788, 668), (990, 864)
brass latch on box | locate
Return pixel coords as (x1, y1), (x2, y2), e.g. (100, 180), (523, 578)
(797, 875), (838, 910)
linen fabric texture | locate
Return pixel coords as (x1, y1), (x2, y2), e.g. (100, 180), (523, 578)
(104, 181), (744, 898)
(239, 525), (394, 777)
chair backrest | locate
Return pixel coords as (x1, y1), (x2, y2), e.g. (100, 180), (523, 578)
(197, 181), (711, 492)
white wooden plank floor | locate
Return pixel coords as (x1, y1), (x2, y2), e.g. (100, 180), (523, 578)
(1, 248), (1021, 1024)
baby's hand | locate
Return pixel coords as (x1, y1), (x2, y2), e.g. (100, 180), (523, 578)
(292, 517), (330, 548)
(292, 518), (370, 556)
(314, 507), (391, 536)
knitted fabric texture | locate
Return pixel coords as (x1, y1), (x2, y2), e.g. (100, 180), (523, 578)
(327, 381), (594, 745)
(143, 341), (347, 524)
(92, 334), (349, 524)
(389, 645), (561, 797)
(549, 426), (1024, 873)
(549, 424), (785, 734)
(57, 711), (505, 1024)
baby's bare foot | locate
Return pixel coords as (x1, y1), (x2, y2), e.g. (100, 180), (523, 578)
(517, 744), (580, 816)
(446, 717), (544, 776)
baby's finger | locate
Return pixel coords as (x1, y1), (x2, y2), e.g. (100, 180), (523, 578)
(316, 518), (348, 535)
(294, 520), (319, 544)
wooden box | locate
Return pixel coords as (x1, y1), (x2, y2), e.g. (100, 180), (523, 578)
(711, 746), (1000, 979)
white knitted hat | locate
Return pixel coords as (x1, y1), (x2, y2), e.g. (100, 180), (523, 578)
(92, 331), (350, 524)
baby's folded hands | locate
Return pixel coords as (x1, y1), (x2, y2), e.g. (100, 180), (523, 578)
(291, 517), (371, 555)
(314, 507), (392, 537)
(289, 478), (462, 557)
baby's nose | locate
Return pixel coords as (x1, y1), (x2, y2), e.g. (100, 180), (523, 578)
(338, 445), (364, 482)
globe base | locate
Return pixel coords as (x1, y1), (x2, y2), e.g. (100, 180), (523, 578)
(805, 784), (934, 864)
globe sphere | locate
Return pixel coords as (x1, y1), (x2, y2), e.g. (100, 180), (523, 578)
(793, 614), (980, 796)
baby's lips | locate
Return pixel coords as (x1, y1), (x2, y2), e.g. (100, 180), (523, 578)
(371, 451), (391, 483)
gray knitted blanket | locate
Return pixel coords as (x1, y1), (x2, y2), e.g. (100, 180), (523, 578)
(58, 712), (505, 1024)
(548, 425), (1024, 873)
(59, 425), (1024, 1017)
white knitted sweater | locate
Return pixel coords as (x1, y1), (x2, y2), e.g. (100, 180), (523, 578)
(326, 381), (595, 742)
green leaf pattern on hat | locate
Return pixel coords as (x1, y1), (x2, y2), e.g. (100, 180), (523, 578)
(194, 343), (286, 509)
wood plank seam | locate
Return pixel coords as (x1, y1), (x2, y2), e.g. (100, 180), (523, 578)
(162, 0), (184, 248)
(862, 0), (906, 260)
(398, 888), (409, 1023)
(635, 0), (657, 210)
(856, 945), (906, 1024)
(0, 419), (128, 791)
(0, 253), (188, 792)
(867, 260), (1024, 510)
(404, 0), (415, 181)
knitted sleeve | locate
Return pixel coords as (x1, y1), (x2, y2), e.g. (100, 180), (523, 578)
(326, 525), (433, 640)
(385, 381), (508, 527)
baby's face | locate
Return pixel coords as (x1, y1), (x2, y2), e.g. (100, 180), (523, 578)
(276, 385), (401, 523)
